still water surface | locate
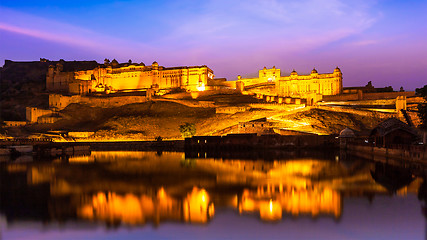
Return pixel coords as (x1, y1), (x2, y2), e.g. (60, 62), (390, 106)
(1, 151), (425, 239)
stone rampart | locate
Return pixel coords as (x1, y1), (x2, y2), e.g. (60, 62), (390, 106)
(363, 91), (415, 100)
(26, 107), (54, 123)
(323, 91), (415, 102)
(315, 106), (395, 119)
(318, 99), (396, 106)
(3, 121), (27, 127)
(49, 94), (81, 110)
(38, 116), (61, 124)
(153, 98), (215, 108)
(49, 93), (219, 110)
(49, 94), (148, 109)
(80, 95), (147, 108)
(249, 103), (305, 110)
(216, 106), (248, 114)
(68, 132), (95, 138)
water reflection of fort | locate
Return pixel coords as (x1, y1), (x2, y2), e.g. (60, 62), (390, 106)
(79, 187), (214, 225)
(1, 151), (423, 226)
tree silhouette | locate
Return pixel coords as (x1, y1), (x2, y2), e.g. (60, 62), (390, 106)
(179, 123), (196, 138)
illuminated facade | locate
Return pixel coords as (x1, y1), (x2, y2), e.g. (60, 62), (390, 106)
(46, 60), (214, 94)
(237, 66), (343, 98)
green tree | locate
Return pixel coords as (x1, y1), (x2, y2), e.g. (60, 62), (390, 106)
(416, 85), (427, 130)
(179, 122), (196, 138)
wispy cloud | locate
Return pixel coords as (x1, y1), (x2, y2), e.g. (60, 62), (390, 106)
(155, 0), (379, 54)
(0, 7), (156, 60)
(350, 40), (379, 46)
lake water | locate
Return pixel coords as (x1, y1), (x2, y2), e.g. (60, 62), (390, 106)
(1, 151), (426, 240)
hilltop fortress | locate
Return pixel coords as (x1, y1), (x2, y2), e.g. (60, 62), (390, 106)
(47, 59), (214, 94)
(2, 58), (420, 138)
(46, 59), (342, 100)
(236, 66), (342, 101)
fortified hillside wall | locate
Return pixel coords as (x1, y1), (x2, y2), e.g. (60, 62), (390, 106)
(249, 103), (305, 110)
(49, 94), (148, 110)
(323, 91), (416, 102)
(26, 107), (54, 123)
(49, 94), (216, 110)
(216, 106), (248, 114)
(3, 121), (27, 127)
(153, 99), (215, 108)
(318, 99), (396, 107)
(162, 89), (240, 100)
(315, 106), (396, 119)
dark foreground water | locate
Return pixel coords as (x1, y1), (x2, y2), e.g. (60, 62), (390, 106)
(1, 151), (426, 240)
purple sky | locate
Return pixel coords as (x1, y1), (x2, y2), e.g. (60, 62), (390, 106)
(0, 0), (426, 90)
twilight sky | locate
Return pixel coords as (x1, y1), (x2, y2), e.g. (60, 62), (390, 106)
(0, 0), (426, 90)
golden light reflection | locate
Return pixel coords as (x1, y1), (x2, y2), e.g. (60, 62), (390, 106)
(78, 186), (214, 226)
(240, 185), (341, 221)
(183, 187), (213, 223)
(17, 153), (423, 225)
(268, 160), (329, 177)
(259, 199), (282, 221)
(68, 155), (93, 163)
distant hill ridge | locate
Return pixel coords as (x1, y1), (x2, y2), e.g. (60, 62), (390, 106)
(0, 59), (100, 121)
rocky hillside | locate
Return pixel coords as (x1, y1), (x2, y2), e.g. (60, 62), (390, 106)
(0, 60), (99, 121)
(17, 100), (390, 140)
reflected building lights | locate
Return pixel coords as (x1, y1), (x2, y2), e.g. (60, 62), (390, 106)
(78, 187), (214, 225)
(1, 151), (423, 227)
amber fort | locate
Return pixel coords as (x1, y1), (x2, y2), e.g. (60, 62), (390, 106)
(1, 58), (422, 140)
(45, 59), (342, 99)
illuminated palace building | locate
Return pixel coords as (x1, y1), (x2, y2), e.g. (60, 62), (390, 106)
(46, 59), (214, 94)
(237, 66), (343, 98)
(46, 59), (343, 100)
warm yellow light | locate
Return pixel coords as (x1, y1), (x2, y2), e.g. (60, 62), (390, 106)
(158, 187), (166, 199)
(208, 203), (215, 218)
(197, 83), (205, 91)
(183, 187), (212, 223)
(269, 199), (273, 213)
(260, 199), (282, 221)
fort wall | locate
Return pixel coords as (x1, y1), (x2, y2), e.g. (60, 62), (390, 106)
(26, 107), (54, 123)
(49, 93), (218, 110)
(249, 103), (305, 110)
(68, 132), (95, 138)
(216, 106), (248, 114)
(38, 116), (61, 124)
(153, 99), (215, 108)
(315, 106), (396, 119)
(318, 99), (396, 106)
(163, 89), (240, 100)
(185, 134), (337, 150)
(3, 121), (27, 127)
(323, 91), (416, 102)
(49, 94), (148, 110)
(238, 121), (274, 134)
